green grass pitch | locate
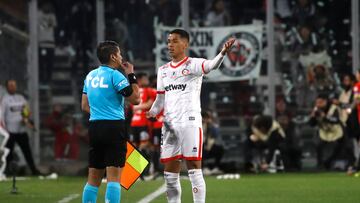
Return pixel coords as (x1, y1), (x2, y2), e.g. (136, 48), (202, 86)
(0, 173), (359, 203)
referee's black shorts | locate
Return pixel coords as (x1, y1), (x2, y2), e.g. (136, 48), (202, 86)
(88, 120), (127, 169)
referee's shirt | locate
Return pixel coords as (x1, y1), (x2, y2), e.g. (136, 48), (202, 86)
(1, 93), (27, 133)
(83, 65), (130, 120)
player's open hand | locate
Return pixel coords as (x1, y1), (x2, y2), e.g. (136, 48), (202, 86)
(120, 61), (134, 75)
(221, 38), (236, 55)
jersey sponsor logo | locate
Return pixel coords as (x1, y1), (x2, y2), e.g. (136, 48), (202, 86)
(164, 84), (187, 91)
(189, 116), (195, 121)
(87, 76), (109, 88)
(217, 32), (260, 77)
(182, 68), (190, 76)
(10, 106), (23, 112)
(117, 79), (129, 88)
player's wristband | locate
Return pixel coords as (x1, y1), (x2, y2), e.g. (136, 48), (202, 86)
(128, 73), (137, 84)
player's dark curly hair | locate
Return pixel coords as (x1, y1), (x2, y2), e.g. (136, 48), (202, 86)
(169, 29), (190, 42)
(97, 41), (120, 64)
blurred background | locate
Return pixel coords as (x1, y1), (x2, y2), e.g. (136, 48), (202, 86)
(0, 0), (359, 176)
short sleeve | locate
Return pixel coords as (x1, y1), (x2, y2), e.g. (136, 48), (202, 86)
(112, 70), (130, 92)
(20, 95), (28, 106)
(82, 78), (88, 94)
(156, 68), (165, 94)
(189, 58), (207, 76)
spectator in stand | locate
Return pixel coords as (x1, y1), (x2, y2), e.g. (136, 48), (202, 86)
(204, 0), (231, 27)
(346, 82), (360, 173)
(309, 93), (355, 170)
(124, 0), (155, 60)
(69, 0), (95, 73)
(155, 0), (181, 26)
(297, 44), (333, 107)
(61, 113), (83, 160)
(46, 104), (67, 160)
(1, 79), (42, 175)
(291, 0), (316, 25)
(291, 25), (316, 56)
(38, 2), (57, 84)
(202, 110), (224, 175)
(275, 0), (292, 20)
(46, 104), (83, 160)
(356, 69), (360, 82)
(306, 63), (334, 93)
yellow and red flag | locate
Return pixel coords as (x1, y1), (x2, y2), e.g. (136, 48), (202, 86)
(120, 142), (149, 190)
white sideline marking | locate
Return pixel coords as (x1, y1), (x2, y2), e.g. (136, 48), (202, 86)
(57, 193), (80, 203)
(137, 183), (166, 203)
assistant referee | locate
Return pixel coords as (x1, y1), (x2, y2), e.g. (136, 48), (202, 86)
(81, 41), (140, 203)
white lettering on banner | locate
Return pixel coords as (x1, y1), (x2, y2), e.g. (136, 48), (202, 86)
(154, 24), (263, 82)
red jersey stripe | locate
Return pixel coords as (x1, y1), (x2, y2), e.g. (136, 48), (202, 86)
(170, 57), (189, 68)
(183, 156), (202, 161)
(160, 155), (183, 163)
(157, 91), (165, 94)
(201, 60), (208, 74)
(198, 128), (202, 158)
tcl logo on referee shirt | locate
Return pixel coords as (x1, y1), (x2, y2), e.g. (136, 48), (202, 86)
(87, 76), (108, 88)
(164, 84), (187, 91)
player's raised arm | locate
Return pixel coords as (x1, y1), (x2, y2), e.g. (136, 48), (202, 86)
(202, 38), (235, 74)
(120, 61), (141, 105)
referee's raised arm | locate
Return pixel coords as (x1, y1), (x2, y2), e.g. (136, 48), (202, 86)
(119, 61), (140, 105)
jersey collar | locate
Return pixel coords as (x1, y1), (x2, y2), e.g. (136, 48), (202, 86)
(100, 64), (115, 69)
(170, 57), (189, 68)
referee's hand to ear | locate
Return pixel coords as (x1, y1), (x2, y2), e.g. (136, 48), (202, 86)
(120, 61), (134, 74)
(120, 61), (141, 105)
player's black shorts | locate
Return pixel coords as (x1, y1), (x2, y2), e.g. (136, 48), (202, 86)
(88, 120), (127, 169)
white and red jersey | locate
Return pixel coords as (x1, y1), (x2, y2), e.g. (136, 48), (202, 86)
(157, 56), (208, 127)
